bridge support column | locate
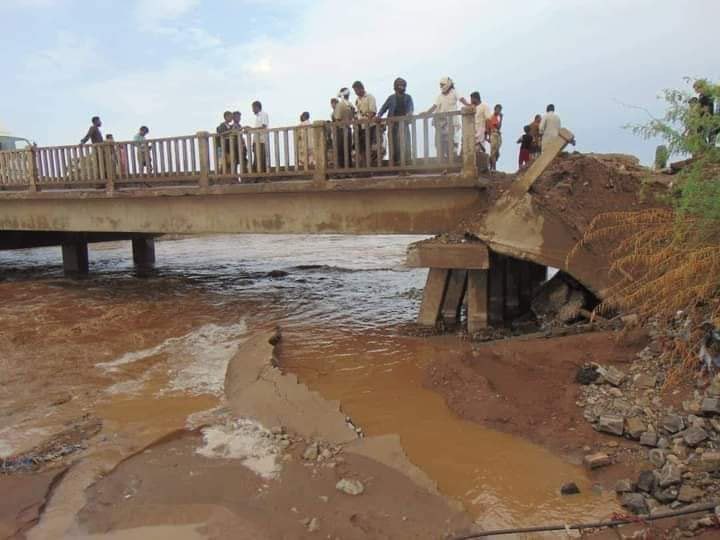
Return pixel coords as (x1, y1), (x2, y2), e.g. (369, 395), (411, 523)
(62, 242), (89, 275)
(487, 252), (506, 326)
(417, 268), (450, 327)
(132, 237), (156, 269)
(467, 269), (488, 333)
(441, 270), (467, 326)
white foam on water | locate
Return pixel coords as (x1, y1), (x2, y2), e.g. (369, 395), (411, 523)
(196, 419), (281, 479)
(97, 321), (248, 396)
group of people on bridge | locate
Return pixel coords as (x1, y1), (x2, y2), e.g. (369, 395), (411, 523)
(79, 75), (564, 177)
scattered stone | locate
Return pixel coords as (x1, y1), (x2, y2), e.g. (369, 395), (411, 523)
(637, 470), (657, 493)
(657, 437), (670, 450)
(680, 426), (708, 447)
(608, 387), (623, 398)
(707, 375), (720, 397)
(649, 448), (666, 468)
(699, 452), (720, 472)
(598, 415), (624, 436)
(621, 314), (640, 327)
(615, 479), (633, 493)
(653, 486), (678, 504)
(307, 517), (320, 532)
(584, 452), (611, 469)
(270, 425), (284, 435)
(336, 478), (365, 496)
(625, 417), (646, 440)
(677, 485), (704, 503)
(640, 431), (658, 447)
(661, 415), (685, 434)
(635, 374), (657, 389)
(303, 442), (319, 461)
(598, 366), (627, 387)
(710, 418), (720, 433)
(683, 399), (703, 415)
(701, 398), (720, 415)
(658, 463), (682, 488)
(575, 364), (599, 385)
(560, 482), (580, 495)
(621, 493), (649, 515)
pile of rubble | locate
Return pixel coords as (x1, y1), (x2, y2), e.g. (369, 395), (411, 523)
(576, 347), (720, 530)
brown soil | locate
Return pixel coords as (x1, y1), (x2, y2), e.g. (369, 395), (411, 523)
(531, 152), (666, 238)
(77, 431), (472, 540)
(423, 331), (648, 481)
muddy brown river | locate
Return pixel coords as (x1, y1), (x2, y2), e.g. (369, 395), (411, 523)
(0, 235), (617, 538)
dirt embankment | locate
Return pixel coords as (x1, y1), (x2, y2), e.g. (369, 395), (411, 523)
(424, 331), (648, 462)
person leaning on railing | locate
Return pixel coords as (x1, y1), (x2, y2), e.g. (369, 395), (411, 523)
(216, 111), (233, 174)
(426, 77), (459, 162)
(377, 77), (414, 166)
(333, 88), (355, 169)
(79, 116), (104, 179)
(352, 80), (377, 167)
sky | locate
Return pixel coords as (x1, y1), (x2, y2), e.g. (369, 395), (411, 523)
(1, 0), (718, 171)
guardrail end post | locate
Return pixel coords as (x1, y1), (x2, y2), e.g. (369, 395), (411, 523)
(311, 121), (327, 185)
(461, 106), (478, 181)
(197, 131), (210, 191)
(27, 146), (38, 192)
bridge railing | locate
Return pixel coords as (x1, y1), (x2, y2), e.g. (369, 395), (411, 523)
(0, 108), (478, 193)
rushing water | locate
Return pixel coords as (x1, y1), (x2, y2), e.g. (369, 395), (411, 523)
(0, 234), (616, 534)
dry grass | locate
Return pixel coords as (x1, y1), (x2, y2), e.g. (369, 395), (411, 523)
(569, 208), (720, 383)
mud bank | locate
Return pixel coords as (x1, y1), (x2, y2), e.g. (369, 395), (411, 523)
(76, 331), (472, 539)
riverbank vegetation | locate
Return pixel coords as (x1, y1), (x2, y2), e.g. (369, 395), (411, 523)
(572, 78), (720, 379)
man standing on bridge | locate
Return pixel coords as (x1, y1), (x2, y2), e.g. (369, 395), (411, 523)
(353, 81), (377, 167)
(80, 116), (103, 145)
(251, 101), (269, 173)
(377, 77), (414, 166)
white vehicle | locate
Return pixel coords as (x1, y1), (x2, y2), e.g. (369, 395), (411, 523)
(0, 123), (33, 152)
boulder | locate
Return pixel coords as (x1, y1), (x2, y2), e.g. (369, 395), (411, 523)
(658, 463), (682, 488)
(637, 470), (657, 493)
(640, 432), (658, 447)
(706, 375), (720, 397)
(698, 452), (720, 472)
(648, 449), (666, 468)
(615, 479), (633, 493)
(625, 417), (645, 440)
(621, 493), (649, 515)
(635, 374), (657, 389)
(575, 364), (599, 385)
(335, 478), (365, 496)
(560, 482), (580, 495)
(677, 485), (704, 503)
(302, 442), (319, 461)
(653, 487), (679, 504)
(598, 415), (624, 436)
(661, 415), (685, 434)
(679, 426), (708, 447)
(701, 398), (720, 415)
(597, 366), (627, 387)
(584, 452), (611, 469)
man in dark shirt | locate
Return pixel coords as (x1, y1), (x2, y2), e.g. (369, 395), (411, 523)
(216, 111), (233, 173)
(377, 77), (414, 166)
(80, 116), (103, 144)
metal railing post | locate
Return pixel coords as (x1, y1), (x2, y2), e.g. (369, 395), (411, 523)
(27, 146), (38, 192)
(197, 131), (210, 191)
(461, 107), (478, 180)
(312, 121), (327, 184)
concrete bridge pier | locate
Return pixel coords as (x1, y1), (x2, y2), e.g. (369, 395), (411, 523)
(62, 242), (89, 275)
(132, 237), (156, 270)
(407, 241), (548, 334)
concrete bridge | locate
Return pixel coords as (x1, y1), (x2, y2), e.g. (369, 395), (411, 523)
(0, 109), (586, 332)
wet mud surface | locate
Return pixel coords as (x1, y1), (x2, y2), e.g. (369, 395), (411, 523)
(0, 234), (657, 538)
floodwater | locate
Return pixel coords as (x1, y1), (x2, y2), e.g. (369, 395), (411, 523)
(0, 235), (615, 535)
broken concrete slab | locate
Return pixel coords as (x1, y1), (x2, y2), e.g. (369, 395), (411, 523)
(584, 452), (611, 469)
